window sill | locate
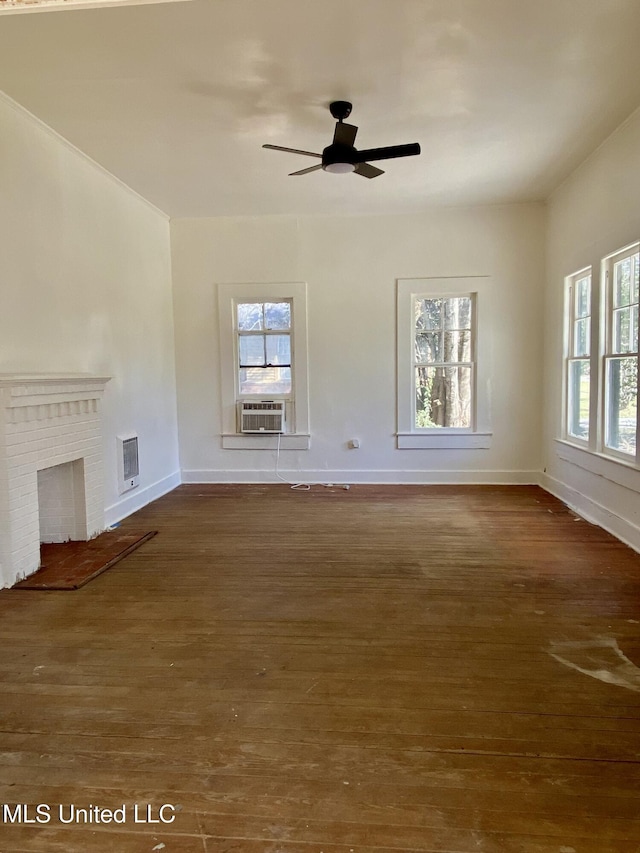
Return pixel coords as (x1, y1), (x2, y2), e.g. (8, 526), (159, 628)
(222, 433), (310, 450)
(397, 432), (492, 450)
(554, 439), (640, 492)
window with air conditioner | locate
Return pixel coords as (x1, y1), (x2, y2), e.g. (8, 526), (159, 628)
(217, 282), (309, 449)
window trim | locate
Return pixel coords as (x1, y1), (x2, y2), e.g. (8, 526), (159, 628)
(217, 282), (310, 449)
(396, 277), (492, 450)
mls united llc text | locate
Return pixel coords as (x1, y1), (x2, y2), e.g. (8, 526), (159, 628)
(2, 803), (177, 824)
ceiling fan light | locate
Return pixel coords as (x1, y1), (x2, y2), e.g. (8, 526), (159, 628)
(324, 162), (355, 174)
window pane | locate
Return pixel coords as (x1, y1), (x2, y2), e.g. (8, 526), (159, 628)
(443, 297), (471, 330)
(264, 302), (291, 330)
(239, 367), (291, 395)
(415, 299), (442, 331)
(565, 273), (592, 444)
(576, 277), (590, 318)
(605, 356), (637, 455)
(568, 360), (590, 440)
(573, 317), (590, 357)
(614, 258), (632, 307)
(415, 332), (441, 363)
(444, 330), (471, 361)
(415, 365), (471, 428)
(237, 303), (263, 331)
(634, 256), (640, 303)
(614, 308), (631, 353)
(239, 335), (265, 366)
(265, 334), (291, 365)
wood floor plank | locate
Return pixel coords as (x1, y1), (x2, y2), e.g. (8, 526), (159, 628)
(1, 484), (640, 851)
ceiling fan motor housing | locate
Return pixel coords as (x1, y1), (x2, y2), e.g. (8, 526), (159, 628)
(322, 142), (356, 171)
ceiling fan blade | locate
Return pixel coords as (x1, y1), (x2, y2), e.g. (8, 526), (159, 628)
(289, 164), (323, 176)
(354, 162), (384, 179)
(333, 121), (358, 147)
(262, 144), (322, 158)
(353, 143), (421, 163)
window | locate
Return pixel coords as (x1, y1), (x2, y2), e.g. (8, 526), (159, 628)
(414, 296), (473, 429)
(237, 300), (292, 396)
(217, 282), (309, 449)
(396, 277), (491, 450)
(603, 246), (639, 458)
(565, 269), (592, 442)
(562, 244), (640, 467)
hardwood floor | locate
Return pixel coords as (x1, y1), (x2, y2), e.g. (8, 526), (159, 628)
(1, 484), (640, 852)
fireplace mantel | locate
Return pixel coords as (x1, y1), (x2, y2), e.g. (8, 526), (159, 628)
(0, 372), (110, 402)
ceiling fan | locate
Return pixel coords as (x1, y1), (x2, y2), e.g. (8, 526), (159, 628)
(262, 101), (421, 179)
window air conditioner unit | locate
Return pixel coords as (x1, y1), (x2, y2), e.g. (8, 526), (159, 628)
(240, 401), (285, 434)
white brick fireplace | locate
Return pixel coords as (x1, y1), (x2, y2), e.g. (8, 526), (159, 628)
(0, 374), (110, 588)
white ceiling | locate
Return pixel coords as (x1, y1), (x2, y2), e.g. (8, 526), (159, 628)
(1, 0), (640, 218)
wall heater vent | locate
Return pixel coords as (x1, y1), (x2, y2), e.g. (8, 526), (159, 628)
(240, 401), (285, 434)
(117, 434), (139, 493)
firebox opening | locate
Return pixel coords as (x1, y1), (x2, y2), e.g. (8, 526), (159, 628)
(37, 459), (87, 552)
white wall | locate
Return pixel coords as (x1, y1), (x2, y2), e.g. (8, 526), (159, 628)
(0, 92), (180, 524)
(543, 107), (640, 550)
(171, 204), (545, 484)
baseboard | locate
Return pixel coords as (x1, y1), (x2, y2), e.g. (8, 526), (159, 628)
(104, 470), (181, 527)
(181, 469), (540, 485)
(538, 471), (640, 554)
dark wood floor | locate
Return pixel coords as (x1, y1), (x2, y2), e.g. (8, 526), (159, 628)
(1, 484), (640, 852)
